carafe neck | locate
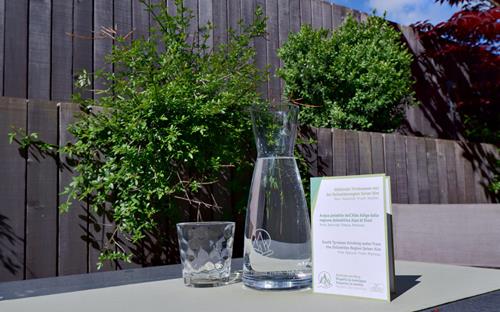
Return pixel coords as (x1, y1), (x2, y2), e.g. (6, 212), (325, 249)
(251, 104), (299, 158)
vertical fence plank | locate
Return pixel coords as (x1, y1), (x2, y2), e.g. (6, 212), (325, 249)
(25, 100), (58, 279)
(405, 104), (418, 136)
(317, 128), (333, 176)
(211, 169), (232, 259)
(228, 0), (241, 34)
(406, 136), (419, 204)
(166, 0), (177, 15)
(461, 143), (476, 203)
(58, 103), (88, 276)
(115, 160), (141, 269)
(213, 0), (228, 47)
(370, 132), (384, 174)
(426, 138), (440, 203)
(298, 127), (318, 177)
(266, 0), (280, 102)
(310, 127), (318, 177)
(289, 0), (300, 33)
(133, 0), (150, 39)
(244, 0), (268, 99)
(198, 0), (213, 49)
(86, 106), (114, 273)
(0, 0), (4, 96)
(278, 0), (290, 94)
(471, 144), (485, 202)
(115, 0), (132, 38)
(4, 0), (28, 98)
(0, 98), (27, 282)
(73, 0), (93, 99)
(149, 0), (165, 51)
(395, 135), (409, 204)
(358, 131), (372, 175)
(445, 140), (458, 203)
(454, 142), (467, 203)
(92, 0), (120, 273)
(94, 0), (114, 101)
(331, 3), (346, 29)
(311, 0), (322, 29)
(332, 129), (346, 176)
(278, 0), (290, 49)
(300, 0), (311, 26)
(115, 232), (142, 270)
(384, 134), (397, 202)
(184, 0), (199, 46)
(481, 143), (498, 203)
(345, 130), (360, 176)
(321, 1), (332, 30)
(470, 143), (488, 204)
(488, 145), (499, 202)
(28, 0), (51, 100)
(436, 140), (449, 203)
(241, 0), (255, 27)
(211, 169), (232, 220)
(473, 143), (489, 203)
(416, 137), (430, 203)
(51, 0), (73, 101)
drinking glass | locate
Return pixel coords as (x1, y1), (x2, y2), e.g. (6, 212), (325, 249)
(176, 221), (235, 287)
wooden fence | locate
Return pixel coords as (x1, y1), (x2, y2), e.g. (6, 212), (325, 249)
(1, 97), (498, 282)
(308, 128), (498, 205)
(0, 0), (472, 140)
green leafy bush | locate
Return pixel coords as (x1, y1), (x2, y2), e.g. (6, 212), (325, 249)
(60, 0), (266, 263)
(278, 15), (416, 132)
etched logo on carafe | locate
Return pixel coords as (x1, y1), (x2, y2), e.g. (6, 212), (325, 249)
(252, 229), (273, 256)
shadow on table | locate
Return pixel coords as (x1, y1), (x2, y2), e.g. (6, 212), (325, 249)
(392, 275), (421, 301)
(0, 258), (244, 301)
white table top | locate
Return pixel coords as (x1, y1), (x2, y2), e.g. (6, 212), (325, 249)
(2, 260), (500, 312)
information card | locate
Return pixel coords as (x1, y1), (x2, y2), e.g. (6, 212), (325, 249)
(311, 174), (394, 301)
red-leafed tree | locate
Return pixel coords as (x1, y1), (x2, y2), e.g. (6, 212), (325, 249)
(413, 0), (499, 144)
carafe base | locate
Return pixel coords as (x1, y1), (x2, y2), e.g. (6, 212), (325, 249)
(242, 272), (311, 290)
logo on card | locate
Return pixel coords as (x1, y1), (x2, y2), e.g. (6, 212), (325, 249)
(318, 271), (333, 288)
(252, 229), (273, 256)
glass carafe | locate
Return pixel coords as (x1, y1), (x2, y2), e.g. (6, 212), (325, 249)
(242, 103), (312, 290)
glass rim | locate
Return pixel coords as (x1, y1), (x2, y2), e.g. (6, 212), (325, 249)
(176, 221), (235, 227)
